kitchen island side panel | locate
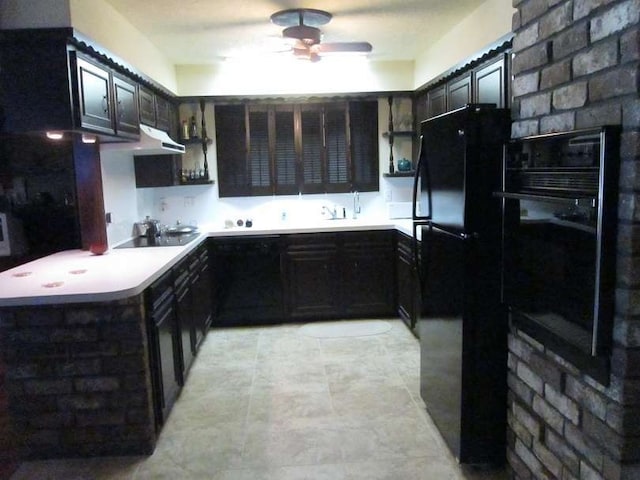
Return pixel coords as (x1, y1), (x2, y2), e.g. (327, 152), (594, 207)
(0, 294), (157, 459)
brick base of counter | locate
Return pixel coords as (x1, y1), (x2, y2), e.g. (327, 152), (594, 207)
(0, 295), (156, 459)
(0, 348), (18, 480)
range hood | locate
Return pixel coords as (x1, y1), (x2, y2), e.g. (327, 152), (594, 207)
(101, 125), (185, 155)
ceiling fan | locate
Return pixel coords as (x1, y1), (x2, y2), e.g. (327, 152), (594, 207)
(270, 8), (372, 62)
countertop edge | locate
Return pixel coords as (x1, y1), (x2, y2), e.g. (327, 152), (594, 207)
(0, 222), (414, 307)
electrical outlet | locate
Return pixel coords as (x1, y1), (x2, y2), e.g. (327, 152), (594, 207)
(384, 189), (392, 202)
(184, 196), (195, 207)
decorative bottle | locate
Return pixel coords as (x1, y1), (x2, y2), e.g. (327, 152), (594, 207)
(189, 116), (198, 138)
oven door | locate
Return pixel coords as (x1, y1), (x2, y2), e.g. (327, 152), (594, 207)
(501, 193), (613, 357)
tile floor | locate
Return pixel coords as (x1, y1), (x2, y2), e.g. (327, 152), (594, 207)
(11, 319), (507, 480)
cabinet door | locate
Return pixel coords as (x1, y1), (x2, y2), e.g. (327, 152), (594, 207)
(191, 247), (213, 347)
(274, 105), (297, 195)
(133, 154), (181, 187)
(76, 55), (114, 134)
(299, 104), (325, 194)
(247, 105), (273, 195)
(350, 100), (379, 191)
(112, 74), (139, 138)
(139, 86), (156, 126)
(215, 104), (249, 197)
(474, 55), (508, 108)
(174, 266), (194, 379)
(149, 290), (181, 425)
(284, 249), (339, 319)
(427, 86), (447, 118)
(341, 231), (395, 317)
(155, 95), (171, 132)
(447, 75), (472, 111)
(283, 234), (339, 319)
(396, 232), (418, 330)
(324, 102), (349, 193)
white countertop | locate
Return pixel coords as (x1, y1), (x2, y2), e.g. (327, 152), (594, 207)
(0, 219), (415, 307)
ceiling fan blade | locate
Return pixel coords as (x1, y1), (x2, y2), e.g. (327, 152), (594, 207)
(315, 42), (373, 54)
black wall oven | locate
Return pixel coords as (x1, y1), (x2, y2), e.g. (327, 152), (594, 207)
(498, 127), (619, 381)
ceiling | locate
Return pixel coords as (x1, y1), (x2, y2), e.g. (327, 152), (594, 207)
(103, 0), (487, 64)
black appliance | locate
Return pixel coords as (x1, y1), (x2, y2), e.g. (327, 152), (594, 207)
(411, 104), (510, 464)
(497, 127), (619, 382)
(210, 236), (283, 326)
(115, 232), (200, 248)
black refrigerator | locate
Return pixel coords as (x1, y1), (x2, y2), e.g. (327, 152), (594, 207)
(411, 104), (510, 465)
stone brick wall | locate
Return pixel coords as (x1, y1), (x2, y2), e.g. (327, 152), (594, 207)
(0, 295), (156, 459)
(509, 0), (640, 479)
(0, 329), (17, 480)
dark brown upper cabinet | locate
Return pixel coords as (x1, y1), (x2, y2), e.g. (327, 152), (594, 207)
(0, 29), (141, 140)
(138, 86), (174, 133)
(138, 86), (157, 127)
(0, 28), (182, 142)
(417, 47), (511, 121)
(214, 100), (378, 197)
(75, 55), (114, 135)
(474, 54), (509, 109)
(112, 74), (140, 137)
(447, 74), (472, 111)
(73, 52), (140, 140)
(214, 104), (249, 197)
(427, 86), (447, 118)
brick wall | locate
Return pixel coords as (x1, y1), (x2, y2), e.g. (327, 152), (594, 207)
(0, 328), (17, 480)
(509, 1), (640, 479)
(0, 295), (157, 459)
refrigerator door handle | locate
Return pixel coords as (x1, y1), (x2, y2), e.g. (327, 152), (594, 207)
(412, 222), (423, 288)
(412, 135), (431, 220)
(429, 223), (478, 242)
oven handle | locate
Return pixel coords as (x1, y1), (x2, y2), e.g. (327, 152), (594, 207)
(494, 191), (596, 207)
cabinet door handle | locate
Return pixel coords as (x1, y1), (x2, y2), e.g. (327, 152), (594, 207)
(102, 95), (109, 114)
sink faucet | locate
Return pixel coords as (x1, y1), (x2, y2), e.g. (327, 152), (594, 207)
(322, 205), (338, 219)
(353, 191), (361, 219)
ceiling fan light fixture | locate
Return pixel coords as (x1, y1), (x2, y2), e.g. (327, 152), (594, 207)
(283, 25), (321, 45)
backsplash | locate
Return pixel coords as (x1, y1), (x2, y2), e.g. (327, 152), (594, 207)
(508, 1), (640, 479)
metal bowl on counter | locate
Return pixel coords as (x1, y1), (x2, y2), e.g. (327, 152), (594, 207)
(165, 224), (198, 235)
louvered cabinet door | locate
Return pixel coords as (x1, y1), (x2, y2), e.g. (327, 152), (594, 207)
(215, 104), (249, 197)
(299, 104), (325, 194)
(274, 106), (297, 195)
(324, 102), (350, 193)
(247, 105), (272, 195)
(349, 100), (379, 192)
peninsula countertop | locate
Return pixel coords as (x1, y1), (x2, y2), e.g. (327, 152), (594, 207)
(0, 218), (415, 307)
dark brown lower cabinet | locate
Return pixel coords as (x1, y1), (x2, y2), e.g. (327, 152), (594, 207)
(147, 271), (181, 428)
(283, 233), (340, 319)
(174, 260), (194, 378)
(341, 231), (396, 317)
(148, 244), (212, 428)
(396, 231), (419, 332)
(191, 245), (213, 348)
(282, 231), (396, 320)
(209, 230), (398, 324)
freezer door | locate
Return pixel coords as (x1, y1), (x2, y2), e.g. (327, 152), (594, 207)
(420, 110), (468, 229)
(412, 135), (431, 221)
